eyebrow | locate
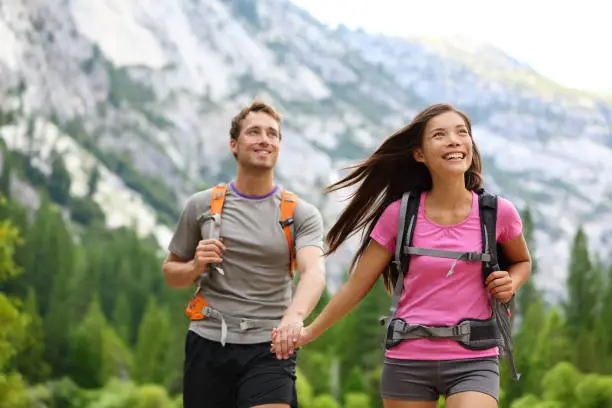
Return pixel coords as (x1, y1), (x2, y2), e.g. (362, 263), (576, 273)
(246, 125), (278, 132)
(430, 124), (467, 133)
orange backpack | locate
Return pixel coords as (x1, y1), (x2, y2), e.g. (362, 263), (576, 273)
(185, 183), (299, 320)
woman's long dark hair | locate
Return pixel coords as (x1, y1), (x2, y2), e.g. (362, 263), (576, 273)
(324, 103), (484, 293)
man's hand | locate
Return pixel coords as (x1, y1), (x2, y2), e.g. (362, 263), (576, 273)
(191, 238), (226, 277)
(271, 324), (313, 358)
(271, 314), (304, 359)
(485, 270), (514, 303)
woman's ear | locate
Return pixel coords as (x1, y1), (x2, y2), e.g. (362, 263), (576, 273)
(413, 148), (425, 163)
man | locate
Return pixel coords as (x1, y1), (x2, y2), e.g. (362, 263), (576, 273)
(162, 100), (326, 408)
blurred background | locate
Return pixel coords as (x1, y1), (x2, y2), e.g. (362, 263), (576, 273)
(1, 0), (611, 407)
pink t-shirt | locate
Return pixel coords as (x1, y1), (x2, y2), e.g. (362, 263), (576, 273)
(370, 190), (522, 360)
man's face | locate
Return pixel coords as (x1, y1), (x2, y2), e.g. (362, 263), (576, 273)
(230, 111), (281, 171)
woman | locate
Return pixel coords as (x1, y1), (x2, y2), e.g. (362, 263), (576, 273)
(272, 103), (531, 407)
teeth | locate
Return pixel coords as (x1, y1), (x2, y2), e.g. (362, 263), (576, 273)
(445, 153), (464, 160)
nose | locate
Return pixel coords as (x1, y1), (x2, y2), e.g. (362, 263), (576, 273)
(447, 131), (461, 145)
(255, 132), (271, 145)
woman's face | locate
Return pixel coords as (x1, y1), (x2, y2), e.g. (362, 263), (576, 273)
(413, 110), (473, 178)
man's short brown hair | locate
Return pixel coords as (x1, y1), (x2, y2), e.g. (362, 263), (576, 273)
(229, 100), (283, 141)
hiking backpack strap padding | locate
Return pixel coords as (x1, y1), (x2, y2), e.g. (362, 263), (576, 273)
(477, 189), (521, 381)
(477, 190), (499, 283)
(210, 183), (229, 216)
(185, 183), (229, 321)
(206, 183), (229, 274)
(280, 189), (299, 278)
(380, 191), (421, 329)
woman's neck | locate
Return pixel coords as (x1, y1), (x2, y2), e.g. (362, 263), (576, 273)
(427, 175), (471, 209)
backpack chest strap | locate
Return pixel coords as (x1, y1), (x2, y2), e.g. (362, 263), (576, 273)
(405, 247), (492, 262)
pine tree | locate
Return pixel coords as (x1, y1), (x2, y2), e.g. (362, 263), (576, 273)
(600, 264), (612, 372)
(111, 292), (132, 345)
(86, 165), (100, 198)
(48, 152), (72, 206)
(67, 295), (131, 388)
(133, 296), (171, 384)
(564, 227), (599, 331)
(11, 288), (51, 383)
(516, 205), (542, 317)
(0, 147), (12, 198)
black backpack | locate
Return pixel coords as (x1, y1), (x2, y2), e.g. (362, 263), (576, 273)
(380, 188), (520, 381)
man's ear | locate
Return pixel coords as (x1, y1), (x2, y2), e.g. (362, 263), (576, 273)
(229, 139), (237, 156)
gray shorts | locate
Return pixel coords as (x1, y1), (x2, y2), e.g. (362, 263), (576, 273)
(380, 356), (499, 402)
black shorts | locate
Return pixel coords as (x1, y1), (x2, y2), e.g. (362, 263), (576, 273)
(183, 330), (298, 408)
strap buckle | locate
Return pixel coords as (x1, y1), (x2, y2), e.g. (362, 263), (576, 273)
(279, 217), (295, 228)
(452, 322), (470, 337)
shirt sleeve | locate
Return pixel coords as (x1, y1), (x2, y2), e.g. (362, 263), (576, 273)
(294, 199), (325, 251)
(370, 200), (401, 253)
(496, 196), (523, 243)
(167, 193), (204, 260)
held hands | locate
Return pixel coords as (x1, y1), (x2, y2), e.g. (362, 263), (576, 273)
(270, 316), (312, 359)
(485, 270), (514, 303)
(191, 238), (226, 277)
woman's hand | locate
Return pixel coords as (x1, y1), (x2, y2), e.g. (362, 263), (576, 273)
(485, 270), (514, 303)
(270, 326), (313, 359)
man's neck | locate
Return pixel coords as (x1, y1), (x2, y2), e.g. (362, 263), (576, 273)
(232, 167), (276, 197)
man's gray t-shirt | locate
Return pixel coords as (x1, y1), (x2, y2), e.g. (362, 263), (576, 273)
(168, 182), (324, 344)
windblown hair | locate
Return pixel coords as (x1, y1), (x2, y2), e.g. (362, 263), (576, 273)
(324, 103), (484, 293)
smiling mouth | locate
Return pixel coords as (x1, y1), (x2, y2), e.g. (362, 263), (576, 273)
(443, 152), (465, 160)
(254, 150), (271, 156)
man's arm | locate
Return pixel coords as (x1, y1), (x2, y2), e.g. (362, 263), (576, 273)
(161, 190), (221, 289)
(162, 239), (226, 289)
(162, 253), (200, 289)
(285, 245), (326, 321)
(273, 245), (326, 358)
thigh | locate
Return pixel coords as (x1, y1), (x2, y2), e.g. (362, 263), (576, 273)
(380, 358), (440, 404)
(445, 391), (497, 408)
(182, 330), (236, 408)
(441, 357), (499, 407)
(383, 400), (438, 408)
(235, 344), (298, 408)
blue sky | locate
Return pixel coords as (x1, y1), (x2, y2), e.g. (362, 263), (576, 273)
(291, 0), (612, 95)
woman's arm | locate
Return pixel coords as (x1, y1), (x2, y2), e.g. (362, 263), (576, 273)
(485, 234), (532, 303)
(272, 239), (392, 358)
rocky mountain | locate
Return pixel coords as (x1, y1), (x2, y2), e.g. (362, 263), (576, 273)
(1, 0), (611, 302)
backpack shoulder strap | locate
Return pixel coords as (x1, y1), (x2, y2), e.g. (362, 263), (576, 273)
(387, 191), (421, 321)
(477, 189), (521, 380)
(206, 183), (228, 240)
(477, 189), (499, 282)
(210, 183), (229, 216)
(280, 189), (299, 277)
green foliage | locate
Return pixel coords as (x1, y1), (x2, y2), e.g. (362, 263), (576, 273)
(87, 166), (100, 198)
(344, 392), (371, 408)
(132, 297), (171, 385)
(516, 206), (541, 316)
(0, 215), (31, 406)
(310, 394), (341, 408)
(105, 62), (155, 109)
(69, 195), (106, 226)
(48, 152), (71, 206)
